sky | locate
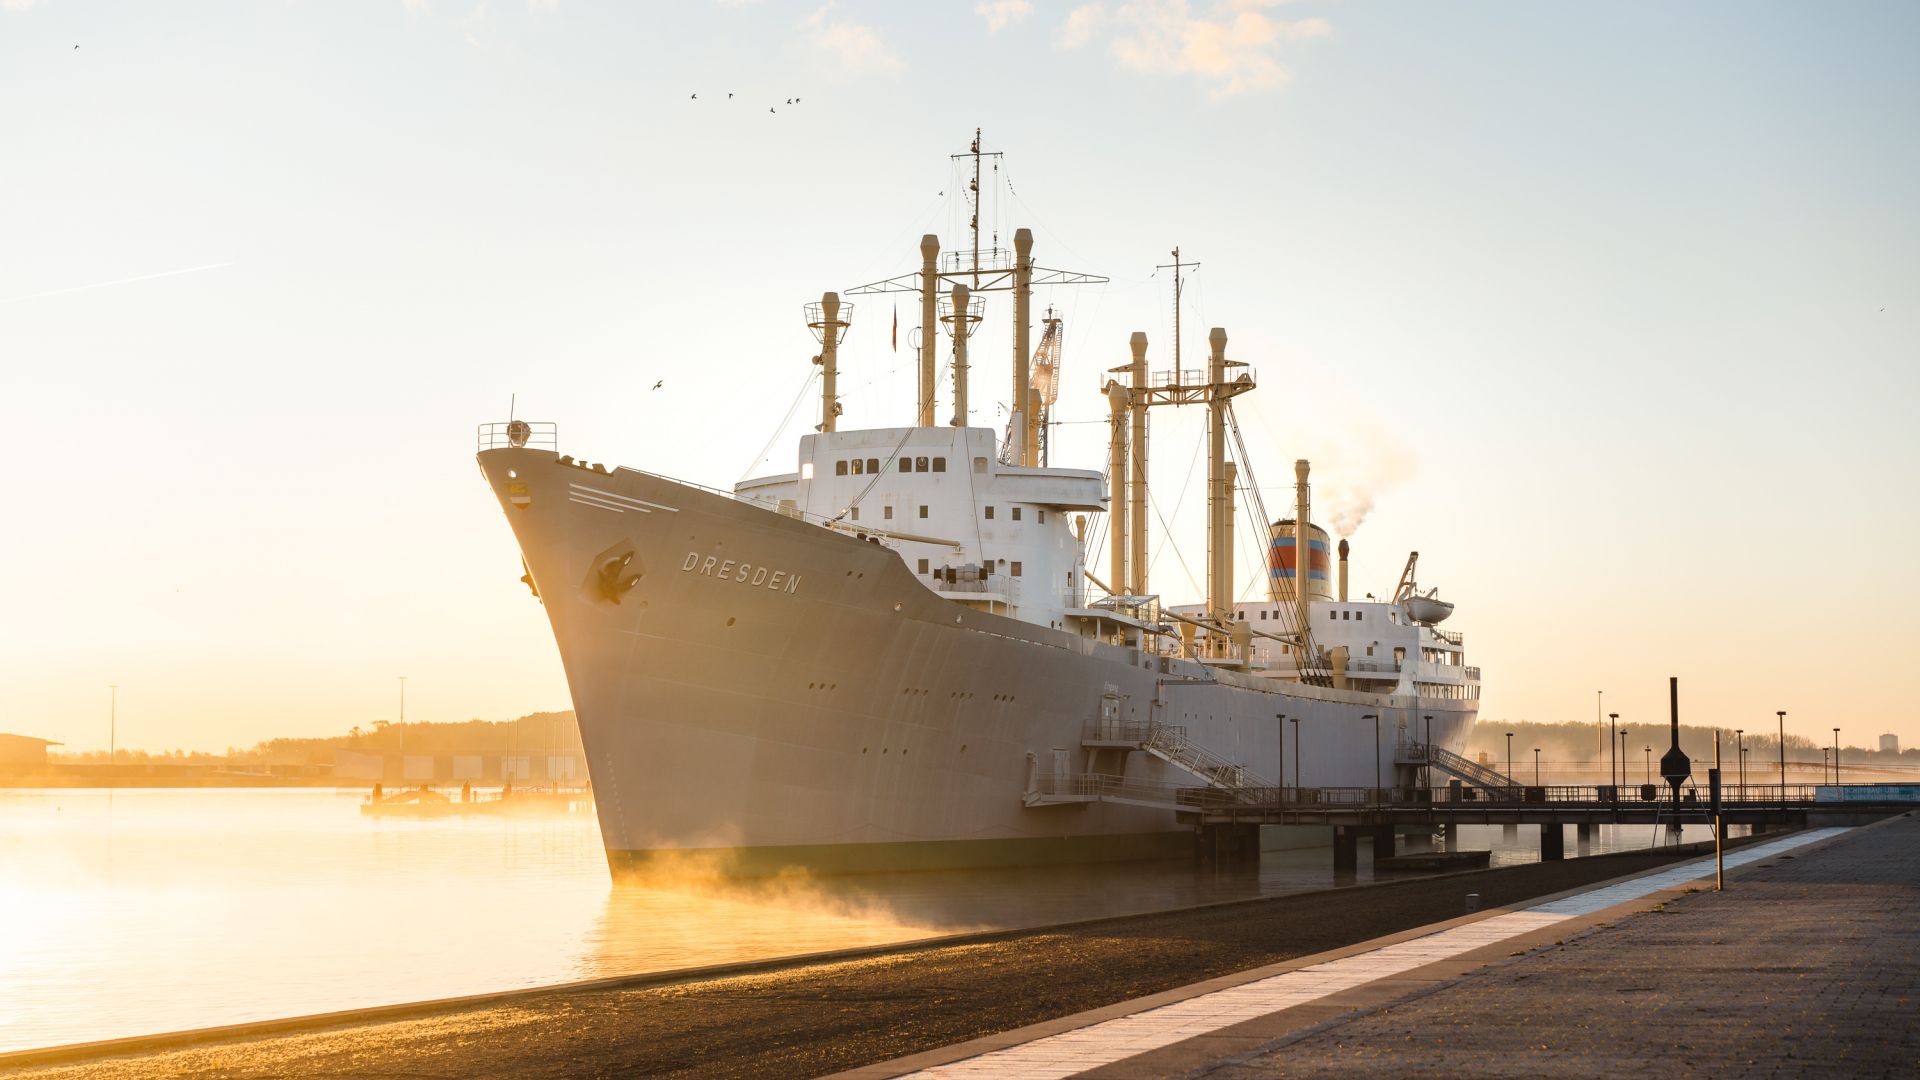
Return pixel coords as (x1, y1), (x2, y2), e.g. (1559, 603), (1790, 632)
(2, 1), (1916, 754)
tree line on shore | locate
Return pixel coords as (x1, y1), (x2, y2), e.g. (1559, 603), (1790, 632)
(52, 711), (582, 766)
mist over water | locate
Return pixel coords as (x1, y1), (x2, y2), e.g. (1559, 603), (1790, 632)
(0, 788), (1721, 1053)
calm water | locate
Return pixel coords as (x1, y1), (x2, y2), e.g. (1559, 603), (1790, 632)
(0, 788), (1718, 1053)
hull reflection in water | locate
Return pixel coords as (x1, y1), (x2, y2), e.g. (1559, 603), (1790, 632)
(0, 788), (1722, 1054)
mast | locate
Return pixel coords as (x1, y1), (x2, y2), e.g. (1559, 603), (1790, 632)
(1156, 248), (1198, 384)
(944, 284), (980, 427)
(1294, 459), (1313, 659)
(917, 235), (940, 426)
(1106, 377), (1129, 592)
(1128, 332), (1150, 595)
(845, 130), (1106, 434)
(806, 292), (850, 432)
(1206, 327), (1230, 624)
(969, 127), (982, 275)
(1012, 228), (1035, 466)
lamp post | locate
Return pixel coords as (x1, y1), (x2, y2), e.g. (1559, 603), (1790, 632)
(1776, 710), (1786, 791)
(1364, 714), (1380, 799)
(1534, 747), (1542, 786)
(1645, 745), (1652, 784)
(1608, 712), (1618, 788)
(1736, 729), (1744, 795)
(1290, 717), (1300, 789)
(1620, 730), (1629, 790)
(1506, 731), (1514, 788)
(1833, 727), (1841, 785)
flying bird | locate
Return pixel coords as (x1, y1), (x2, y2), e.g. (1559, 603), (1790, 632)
(786, 98), (793, 105)
(769, 107), (776, 114)
(652, 380), (664, 390)
(690, 93), (698, 99)
(728, 92), (734, 99)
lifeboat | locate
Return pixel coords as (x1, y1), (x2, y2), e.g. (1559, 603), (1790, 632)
(1405, 594), (1455, 625)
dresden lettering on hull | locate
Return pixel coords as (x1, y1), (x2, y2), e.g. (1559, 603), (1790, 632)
(681, 551), (802, 594)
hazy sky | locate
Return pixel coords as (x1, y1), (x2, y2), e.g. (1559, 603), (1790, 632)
(3, 1), (1916, 754)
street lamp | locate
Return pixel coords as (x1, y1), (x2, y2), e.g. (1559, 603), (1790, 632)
(1609, 712), (1619, 788)
(1644, 745), (1652, 785)
(1364, 714), (1380, 799)
(1833, 727), (1841, 785)
(1776, 710), (1786, 790)
(1533, 747), (1542, 786)
(1735, 729), (1744, 794)
(1620, 730), (1629, 790)
(1506, 731), (1514, 787)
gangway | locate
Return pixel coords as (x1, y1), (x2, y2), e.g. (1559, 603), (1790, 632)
(1082, 720), (1268, 790)
(1398, 741), (1522, 797)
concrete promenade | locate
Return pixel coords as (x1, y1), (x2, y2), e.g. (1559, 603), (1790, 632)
(854, 813), (1917, 1079)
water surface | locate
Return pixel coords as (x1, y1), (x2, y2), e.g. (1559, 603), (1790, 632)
(0, 788), (1718, 1053)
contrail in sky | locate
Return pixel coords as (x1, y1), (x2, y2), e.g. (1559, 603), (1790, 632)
(0, 261), (235, 306)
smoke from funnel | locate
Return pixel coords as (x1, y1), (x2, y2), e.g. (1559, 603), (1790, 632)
(1327, 494), (1375, 538)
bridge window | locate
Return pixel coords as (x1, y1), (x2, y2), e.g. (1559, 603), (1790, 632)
(883, 505), (893, 520)
(973, 456), (988, 474)
(916, 456), (929, 471)
(1328, 610), (1337, 621)
(835, 461), (849, 476)
(932, 457), (946, 472)
(849, 506), (859, 521)
(850, 459), (864, 475)
(901, 458), (914, 473)
(1355, 611), (1363, 621)
(919, 505), (928, 518)
(918, 558), (929, 574)
(1011, 507), (1022, 522)
(1011, 562), (1023, 577)
(984, 506), (995, 520)
(1038, 510), (1046, 524)
(867, 458), (880, 474)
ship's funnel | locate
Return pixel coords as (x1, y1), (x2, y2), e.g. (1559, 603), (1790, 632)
(1338, 538), (1350, 602)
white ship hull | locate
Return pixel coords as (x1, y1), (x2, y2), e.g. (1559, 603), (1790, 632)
(480, 447), (1478, 873)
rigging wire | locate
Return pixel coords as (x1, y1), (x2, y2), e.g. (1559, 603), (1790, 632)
(831, 426), (917, 523)
(738, 368), (821, 485)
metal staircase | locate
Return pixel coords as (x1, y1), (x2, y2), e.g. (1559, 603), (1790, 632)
(1401, 742), (1522, 795)
(1083, 720), (1268, 790)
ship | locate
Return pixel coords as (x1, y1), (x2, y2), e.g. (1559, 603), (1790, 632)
(476, 132), (1482, 874)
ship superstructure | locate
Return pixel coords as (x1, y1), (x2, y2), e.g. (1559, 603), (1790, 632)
(477, 132), (1482, 873)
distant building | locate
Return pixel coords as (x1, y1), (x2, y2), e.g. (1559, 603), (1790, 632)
(1882, 734), (1901, 753)
(0, 733), (60, 773)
